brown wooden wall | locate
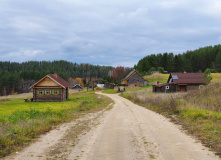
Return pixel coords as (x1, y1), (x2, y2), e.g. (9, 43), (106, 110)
(33, 87), (68, 102)
(153, 84), (202, 93)
(128, 73), (145, 87)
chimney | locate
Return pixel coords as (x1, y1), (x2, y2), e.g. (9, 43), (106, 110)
(184, 71), (187, 73)
(54, 73), (58, 78)
(157, 81), (160, 85)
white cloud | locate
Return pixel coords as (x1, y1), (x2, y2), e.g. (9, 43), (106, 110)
(11, 18), (49, 35)
(56, 0), (88, 5)
(0, 49), (45, 62)
(157, 0), (189, 9)
(198, 1), (221, 18)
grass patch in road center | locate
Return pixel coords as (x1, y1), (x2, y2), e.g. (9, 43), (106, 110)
(0, 91), (113, 158)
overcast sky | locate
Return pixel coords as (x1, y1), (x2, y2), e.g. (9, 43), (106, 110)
(0, 0), (221, 67)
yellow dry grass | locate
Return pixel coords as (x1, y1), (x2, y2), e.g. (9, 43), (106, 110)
(211, 73), (221, 82)
(143, 73), (169, 81)
(121, 80), (221, 157)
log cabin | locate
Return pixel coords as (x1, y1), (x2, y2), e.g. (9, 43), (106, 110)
(121, 70), (147, 87)
(30, 73), (71, 102)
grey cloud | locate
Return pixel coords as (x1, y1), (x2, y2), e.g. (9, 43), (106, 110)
(0, 0), (221, 66)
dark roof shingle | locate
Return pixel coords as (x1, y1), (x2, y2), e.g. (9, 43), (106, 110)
(30, 73), (71, 88)
(122, 70), (145, 81)
(170, 73), (204, 84)
(48, 74), (71, 88)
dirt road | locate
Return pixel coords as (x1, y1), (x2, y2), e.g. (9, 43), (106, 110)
(5, 93), (220, 160)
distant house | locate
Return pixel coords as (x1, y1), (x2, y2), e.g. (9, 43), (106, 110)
(151, 71), (159, 74)
(105, 82), (115, 89)
(30, 73), (71, 102)
(121, 70), (147, 87)
(153, 72), (205, 93)
(72, 84), (83, 90)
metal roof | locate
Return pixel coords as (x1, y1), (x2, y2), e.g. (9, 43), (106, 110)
(169, 73), (204, 84)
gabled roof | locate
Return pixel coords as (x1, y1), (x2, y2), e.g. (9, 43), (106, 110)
(73, 84), (83, 89)
(122, 70), (145, 81)
(168, 73), (204, 84)
(30, 74), (71, 88)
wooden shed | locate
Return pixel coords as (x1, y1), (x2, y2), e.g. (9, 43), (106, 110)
(121, 70), (147, 87)
(72, 84), (83, 90)
(153, 72), (205, 93)
(30, 73), (71, 102)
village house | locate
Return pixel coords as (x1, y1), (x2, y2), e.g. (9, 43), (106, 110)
(30, 73), (71, 102)
(72, 84), (83, 90)
(121, 70), (147, 87)
(153, 72), (205, 93)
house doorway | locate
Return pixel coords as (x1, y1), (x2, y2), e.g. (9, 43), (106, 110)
(180, 85), (186, 92)
(137, 81), (139, 87)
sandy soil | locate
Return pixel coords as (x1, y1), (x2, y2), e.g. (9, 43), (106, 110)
(4, 93), (220, 160)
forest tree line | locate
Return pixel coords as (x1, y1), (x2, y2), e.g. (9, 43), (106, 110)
(0, 60), (114, 96)
(135, 44), (221, 75)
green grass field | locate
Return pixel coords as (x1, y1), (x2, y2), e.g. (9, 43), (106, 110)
(0, 91), (112, 158)
(144, 73), (169, 83)
(102, 89), (118, 94)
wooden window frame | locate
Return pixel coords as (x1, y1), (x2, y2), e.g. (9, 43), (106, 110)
(54, 90), (58, 95)
(46, 90), (50, 96)
(38, 89), (43, 96)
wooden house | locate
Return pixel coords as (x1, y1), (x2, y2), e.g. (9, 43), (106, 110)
(72, 84), (83, 90)
(153, 72), (205, 93)
(121, 70), (147, 87)
(30, 73), (71, 102)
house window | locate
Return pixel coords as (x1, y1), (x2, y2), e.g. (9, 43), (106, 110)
(199, 85), (204, 89)
(38, 90), (43, 96)
(46, 90), (50, 95)
(54, 90), (59, 95)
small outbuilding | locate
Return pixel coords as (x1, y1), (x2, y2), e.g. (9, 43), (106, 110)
(153, 72), (205, 93)
(121, 70), (147, 87)
(72, 84), (83, 90)
(30, 73), (71, 102)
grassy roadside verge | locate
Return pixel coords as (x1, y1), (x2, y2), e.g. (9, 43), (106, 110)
(102, 89), (118, 94)
(0, 91), (113, 158)
(102, 86), (151, 94)
(121, 85), (221, 157)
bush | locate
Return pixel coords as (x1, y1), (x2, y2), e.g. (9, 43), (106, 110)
(95, 87), (102, 90)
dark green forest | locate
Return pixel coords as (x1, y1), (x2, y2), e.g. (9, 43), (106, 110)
(2, 44), (221, 96)
(135, 44), (221, 74)
(0, 60), (114, 95)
